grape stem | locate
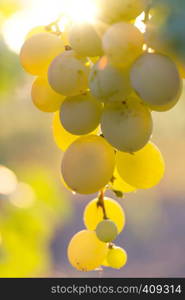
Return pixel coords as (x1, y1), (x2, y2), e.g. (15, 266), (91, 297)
(97, 189), (108, 220)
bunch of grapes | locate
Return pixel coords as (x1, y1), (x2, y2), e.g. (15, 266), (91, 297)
(19, 0), (184, 272)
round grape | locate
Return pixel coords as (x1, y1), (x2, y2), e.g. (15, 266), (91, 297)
(96, 219), (118, 243)
(107, 246), (127, 269)
(60, 92), (103, 135)
(101, 95), (153, 152)
(20, 32), (65, 76)
(68, 230), (108, 271)
(61, 135), (115, 194)
(116, 142), (165, 189)
(89, 56), (132, 103)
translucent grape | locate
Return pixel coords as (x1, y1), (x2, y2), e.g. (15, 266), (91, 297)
(31, 77), (65, 112)
(61, 135), (115, 194)
(116, 142), (165, 189)
(110, 168), (137, 193)
(101, 95), (153, 152)
(20, 33), (65, 76)
(25, 26), (48, 40)
(97, 0), (148, 23)
(89, 56), (132, 103)
(67, 230), (108, 271)
(48, 51), (89, 96)
(96, 219), (118, 243)
(60, 92), (103, 135)
(52, 111), (79, 151)
(103, 22), (144, 68)
(107, 246), (127, 269)
(130, 53), (182, 110)
(84, 197), (125, 233)
(68, 22), (104, 57)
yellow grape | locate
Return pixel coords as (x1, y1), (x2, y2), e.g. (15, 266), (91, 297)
(67, 230), (108, 271)
(97, 0), (148, 23)
(52, 112), (99, 151)
(110, 168), (137, 193)
(20, 32), (65, 76)
(61, 135), (115, 194)
(130, 53), (182, 111)
(31, 77), (65, 112)
(83, 197), (125, 233)
(103, 22), (144, 68)
(52, 111), (79, 151)
(107, 246), (127, 269)
(116, 142), (165, 189)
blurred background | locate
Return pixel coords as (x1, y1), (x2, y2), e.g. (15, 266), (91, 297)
(0, 0), (185, 278)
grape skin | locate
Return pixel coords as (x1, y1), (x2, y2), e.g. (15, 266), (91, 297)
(107, 247), (127, 269)
(31, 77), (65, 113)
(60, 92), (103, 135)
(84, 197), (125, 233)
(101, 95), (153, 152)
(89, 56), (132, 103)
(68, 230), (108, 271)
(61, 135), (115, 194)
(110, 168), (137, 193)
(116, 142), (165, 189)
(20, 32), (65, 76)
(97, 0), (148, 24)
(130, 53), (182, 109)
(68, 22), (104, 57)
(48, 51), (89, 96)
(96, 219), (118, 243)
(103, 22), (144, 68)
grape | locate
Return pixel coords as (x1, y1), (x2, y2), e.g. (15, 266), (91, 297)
(116, 142), (165, 189)
(83, 197), (125, 233)
(20, 33), (65, 76)
(102, 22), (144, 68)
(52, 111), (79, 151)
(67, 230), (108, 271)
(68, 22), (104, 57)
(96, 219), (118, 243)
(110, 168), (137, 193)
(31, 77), (65, 112)
(61, 135), (115, 194)
(60, 92), (103, 135)
(101, 95), (153, 152)
(107, 246), (127, 269)
(89, 56), (132, 103)
(48, 51), (89, 96)
(97, 0), (148, 23)
(130, 53), (182, 110)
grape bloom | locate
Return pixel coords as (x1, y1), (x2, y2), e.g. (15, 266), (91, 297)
(19, 0), (184, 272)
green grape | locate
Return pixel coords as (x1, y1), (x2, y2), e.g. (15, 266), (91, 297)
(60, 92), (103, 135)
(52, 111), (79, 151)
(89, 56), (132, 103)
(130, 53), (182, 110)
(48, 50), (89, 96)
(101, 95), (153, 152)
(97, 0), (148, 24)
(67, 230), (108, 271)
(96, 219), (118, 243)
(20, 33), (65, 76)
(68, 22), (104, 57)
(107, 246), (127, 269)
(116, 142), (165, 189)
(110, 168), (137, 193)
(84, 197), (125, 233)
(31, 77), (65, 112)
(61, 135), (115, 194)
(102, 22), (144, 68)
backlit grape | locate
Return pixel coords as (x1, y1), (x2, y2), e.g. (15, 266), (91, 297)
(96, 219), (118, 242)
(107, 246), (127, 269)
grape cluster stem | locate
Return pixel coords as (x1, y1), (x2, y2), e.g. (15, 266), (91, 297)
(97, 189), (108, 220)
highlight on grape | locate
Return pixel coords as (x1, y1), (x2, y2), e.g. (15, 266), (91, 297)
(19, 0), (185, 272)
